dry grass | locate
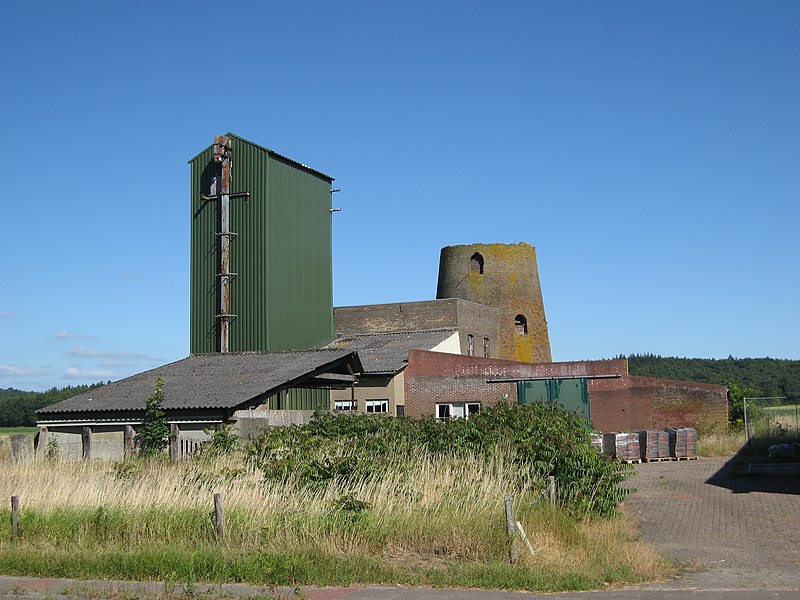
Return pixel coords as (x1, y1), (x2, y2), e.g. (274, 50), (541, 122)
(697, 430), (746, 457)
(0, 451), (670, 589)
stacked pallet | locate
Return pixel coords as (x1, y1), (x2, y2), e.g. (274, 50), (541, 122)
(667, 427), (697, 459)
(638, 430), (670, 461)
(602, 432), (641, 462)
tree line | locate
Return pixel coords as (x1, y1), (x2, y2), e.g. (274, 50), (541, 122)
(0, 383), (106, 427)
(621, 354), (800, 402)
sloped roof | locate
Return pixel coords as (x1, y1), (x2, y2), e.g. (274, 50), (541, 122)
(38, 350), (360, 415)
(325, 329), (457, 374)
(187, 132), (334, 182)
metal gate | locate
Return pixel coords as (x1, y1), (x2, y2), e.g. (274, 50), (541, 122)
(517, 378), (590, 419)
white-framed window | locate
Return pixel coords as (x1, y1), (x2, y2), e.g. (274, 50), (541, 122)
(334, 399), (357, 411)
(467, 334), (474, 356)
(436, 402), (481, 421)
(365, 399), (389, 414)
(483, 337), (490, 357)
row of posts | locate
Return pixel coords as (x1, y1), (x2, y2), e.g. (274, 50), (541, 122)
(11, 480), (556, 560)
(9, 493), (227, 542)
(23, 424), (202, 463)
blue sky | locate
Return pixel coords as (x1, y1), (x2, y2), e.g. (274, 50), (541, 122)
(1, 1), (797, 392)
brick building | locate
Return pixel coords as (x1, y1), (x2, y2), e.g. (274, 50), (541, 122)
(403, 350), (728, 432)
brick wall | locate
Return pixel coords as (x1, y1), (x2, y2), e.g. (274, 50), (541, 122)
(589, 376), (727, 433)
(404, 349), (626, 419)
(403, 350), (727, 432)
(334, 300), (459, 335)
(334, 299), (500, 357)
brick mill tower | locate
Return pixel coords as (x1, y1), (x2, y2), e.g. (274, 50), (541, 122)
(436, 242), (551, 363)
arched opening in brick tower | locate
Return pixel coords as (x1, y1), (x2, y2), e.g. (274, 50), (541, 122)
(470, 252), (484, 274)
(515, 314), (528, 335)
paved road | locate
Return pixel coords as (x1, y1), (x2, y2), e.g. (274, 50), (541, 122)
(0, 576), (798, 600)
(622, 456), (800, 591)
(1, 456), (798, 598)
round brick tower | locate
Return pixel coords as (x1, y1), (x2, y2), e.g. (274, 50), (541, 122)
(436, 242), (551, 363)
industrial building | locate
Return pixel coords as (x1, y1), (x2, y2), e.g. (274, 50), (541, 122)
(37, 133), (728, 461)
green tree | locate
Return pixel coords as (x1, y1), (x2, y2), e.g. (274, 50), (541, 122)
(136, 377), (170, 456)
(727, 382), (760, 430)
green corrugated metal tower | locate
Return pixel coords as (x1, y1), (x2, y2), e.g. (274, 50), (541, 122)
(189, 133), (334, 356)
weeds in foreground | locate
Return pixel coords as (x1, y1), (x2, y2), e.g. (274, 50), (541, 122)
(0, 406), (667, 591)
(0, 450), (667, 590)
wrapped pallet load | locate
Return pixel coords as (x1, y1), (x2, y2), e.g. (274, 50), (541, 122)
(668, 427), (697, 459)
(602, 432), (641, 462)
(638, 430), (670, 461)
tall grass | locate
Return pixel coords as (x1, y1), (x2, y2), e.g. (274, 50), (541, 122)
(0, 450), (668, 590)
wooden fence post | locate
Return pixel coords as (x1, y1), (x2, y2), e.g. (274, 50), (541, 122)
(11, 496), (20, 541)
(169, 424), (180, 462)
(35, 427), (48, 460)
(214, 493), (225, 540)
(547, 475), (557, 507)
(123, 425), (135, 459)
(504, 495), (518, 564)
(82, 427), (93, 462)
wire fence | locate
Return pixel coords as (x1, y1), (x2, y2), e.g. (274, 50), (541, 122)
(743, 396), (799, 445)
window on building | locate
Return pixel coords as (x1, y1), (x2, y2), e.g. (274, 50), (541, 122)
(436, 402), (481, 421)
(483, 337), (490, 357)
(467, 334), (474, 356)
(365, 399), (389, 414)
(515, 314), (528, 335)
(470, 252), (484, 274)
(334, 399), (357, 411)
(395, 405), (405, 417)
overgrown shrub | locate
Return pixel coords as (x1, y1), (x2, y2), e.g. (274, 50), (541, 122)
(136, 378), (170, 456)
(245, 402), (631, 517)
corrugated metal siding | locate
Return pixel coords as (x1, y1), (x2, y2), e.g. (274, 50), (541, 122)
(265, 388), (330, 410)
(189, 134), (333, 354)
(517, 379), (590, 419)
(266, 155), (333, 349)
(189, 145), (219, 353)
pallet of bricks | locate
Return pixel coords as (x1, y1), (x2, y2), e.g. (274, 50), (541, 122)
(638, 430), (670, 462)
(602, 432), (641, 463)
(667, 427), (697, 460)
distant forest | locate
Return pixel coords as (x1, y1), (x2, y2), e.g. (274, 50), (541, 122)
(622, 354), (800, 402)
(0, 384), (105, 427)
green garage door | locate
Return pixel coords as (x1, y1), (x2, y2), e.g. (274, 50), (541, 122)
(517, 379), (590, 419)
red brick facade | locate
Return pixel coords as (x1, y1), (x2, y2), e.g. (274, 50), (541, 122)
(403, 350), (727, 432)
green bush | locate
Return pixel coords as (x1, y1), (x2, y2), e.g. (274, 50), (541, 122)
(245, 402), (631, 517)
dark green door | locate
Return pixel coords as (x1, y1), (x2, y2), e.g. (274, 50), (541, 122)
(517, 379), (590, 418)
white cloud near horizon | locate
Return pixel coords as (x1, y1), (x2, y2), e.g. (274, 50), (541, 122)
(67, 346), (161, 362)
(64, 367), (118, 379)
(52, 331), (92, 339)
(0, 365), (43, 377)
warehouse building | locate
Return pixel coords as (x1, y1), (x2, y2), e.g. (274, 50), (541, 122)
(37, 133), (728, 461)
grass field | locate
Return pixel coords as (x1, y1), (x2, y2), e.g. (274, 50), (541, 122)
(0, 452), (668, 592)
(0, 427), (37, 435)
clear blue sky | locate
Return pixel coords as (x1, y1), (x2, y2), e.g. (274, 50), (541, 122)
(1, 1), (797, 392)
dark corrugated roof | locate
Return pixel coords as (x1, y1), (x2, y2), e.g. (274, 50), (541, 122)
(187, 133), (334, 182)
(325, 329), (457, 374)
(38, 350), (359, 415)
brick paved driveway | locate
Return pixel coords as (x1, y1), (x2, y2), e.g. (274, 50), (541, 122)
(622, 457), (800, 590)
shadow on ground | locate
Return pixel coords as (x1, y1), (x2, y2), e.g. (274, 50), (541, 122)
(705, 441), (800, 495)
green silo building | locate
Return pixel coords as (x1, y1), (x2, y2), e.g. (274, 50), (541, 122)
(188, 133), (334, 359)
